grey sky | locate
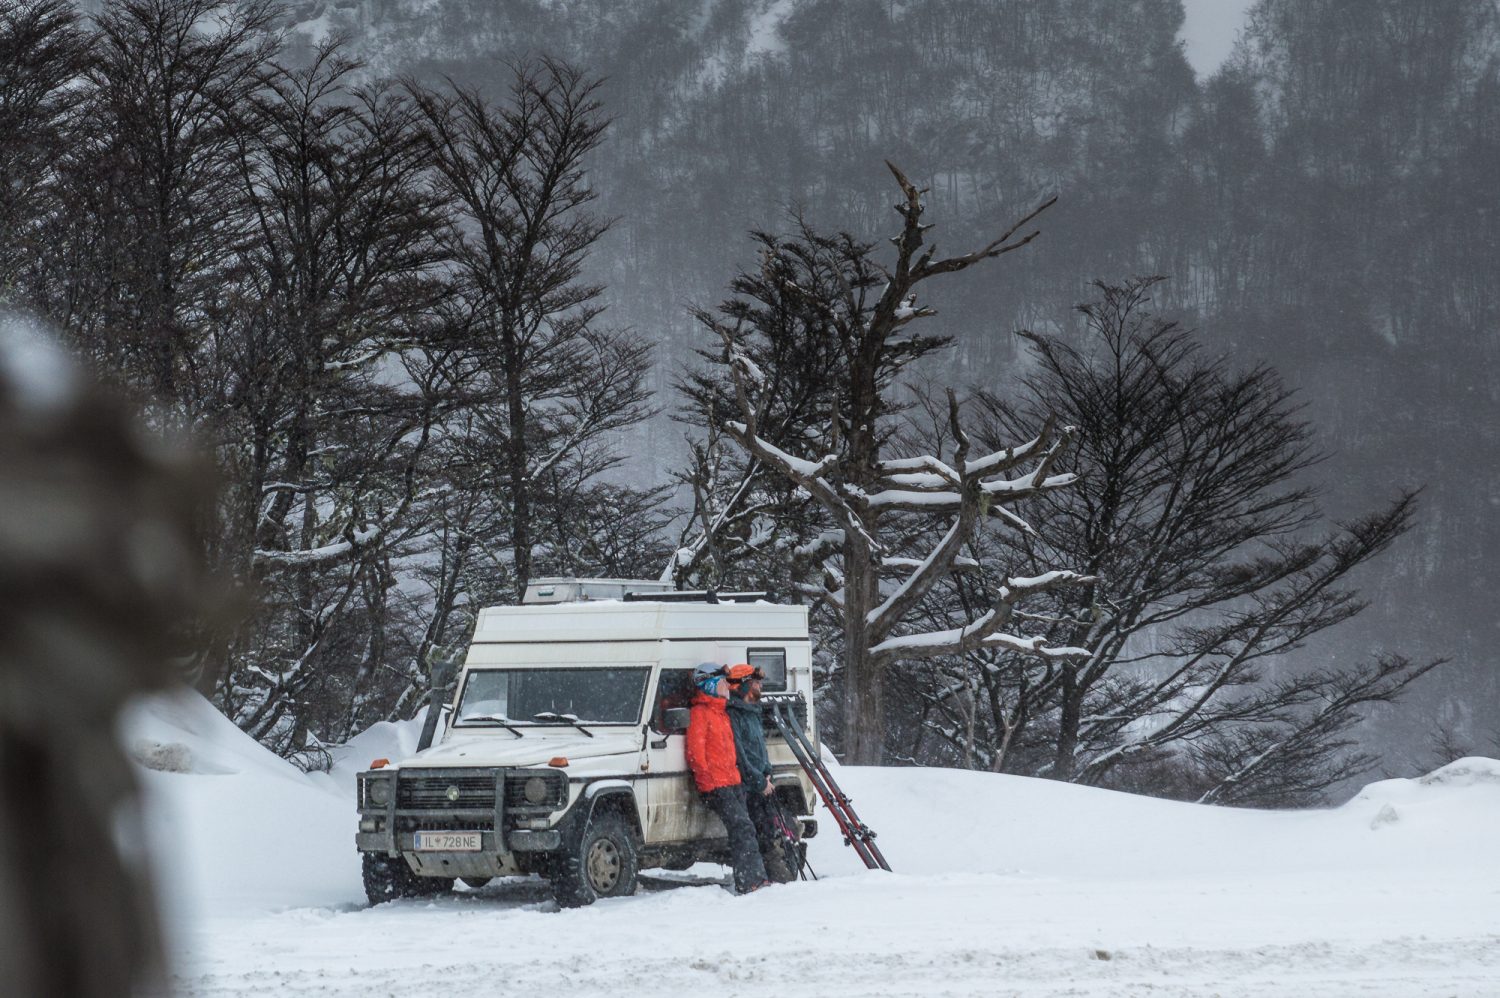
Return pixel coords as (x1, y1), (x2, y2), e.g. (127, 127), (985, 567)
(1180, 0), (1255, 76)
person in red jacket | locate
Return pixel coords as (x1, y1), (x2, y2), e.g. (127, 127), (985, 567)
(685, 662), (770, 894)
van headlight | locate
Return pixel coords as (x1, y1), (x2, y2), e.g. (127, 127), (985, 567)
(506, 770), (564, 808)
(365, 776), (392, 807)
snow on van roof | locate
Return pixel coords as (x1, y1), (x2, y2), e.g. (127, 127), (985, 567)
(470, 598), (809, 644)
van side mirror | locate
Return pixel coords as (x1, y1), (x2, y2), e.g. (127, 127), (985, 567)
(434, 660), (459, 691)
(416, 659), (460, 752)
(663, 707), (690, 733)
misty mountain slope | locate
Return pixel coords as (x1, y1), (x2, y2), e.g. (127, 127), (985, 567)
(127, 689), (1500, 996)
(296, 0), (1199, 363)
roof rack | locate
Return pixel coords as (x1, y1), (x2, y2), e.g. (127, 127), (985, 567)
(522, 578), (673, 604)
(622, 590), (770, 604)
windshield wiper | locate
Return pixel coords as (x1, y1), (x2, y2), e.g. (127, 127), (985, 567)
(458, 714), (525, 737)
(531, 711), (596, 737)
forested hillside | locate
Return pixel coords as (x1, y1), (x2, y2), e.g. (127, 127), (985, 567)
(298, 0), (1499, 771)
(7, 0), (1496, 793)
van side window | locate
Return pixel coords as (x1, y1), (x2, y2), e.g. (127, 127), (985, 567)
(652, 668), (696, 732)
(747, 648), (787, 692)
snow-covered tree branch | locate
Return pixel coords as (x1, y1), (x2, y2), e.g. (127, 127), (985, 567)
(892, 279), (1445, 803)
(701, 162), (1086, 764)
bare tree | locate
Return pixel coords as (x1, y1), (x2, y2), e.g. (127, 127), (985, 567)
(0, 0), (92, 295)
(209, 44), (457, 755)
(409, 58), (654, 603)
(4, 8), (666, 759)
(710, 163), (1086, 764)
(76, 0), (280, 417)
(666, 234), (853, 593)
(899, 277), (1444, 802)
(1189, 654), (1440, 805)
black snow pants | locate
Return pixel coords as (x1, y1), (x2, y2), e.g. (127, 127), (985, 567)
(702, 785), (768, 892)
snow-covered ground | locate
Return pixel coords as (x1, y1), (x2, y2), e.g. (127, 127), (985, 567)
(121, 690), (1500, 997)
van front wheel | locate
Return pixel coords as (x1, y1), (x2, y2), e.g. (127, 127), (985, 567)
(361, 852), (453, 905)
(552, 810), (639, 907)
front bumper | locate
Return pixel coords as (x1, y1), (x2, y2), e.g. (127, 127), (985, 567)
(356, 767), (568, 860)
(353, 827), (561, 853)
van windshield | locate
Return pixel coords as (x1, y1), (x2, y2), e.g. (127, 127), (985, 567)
(454, 667), (650, 726)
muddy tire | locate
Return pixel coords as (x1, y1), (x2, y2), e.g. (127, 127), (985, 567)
(410, 872), (455, 897)
(362, 852), (453, 905)
(551, 810), (639, 908)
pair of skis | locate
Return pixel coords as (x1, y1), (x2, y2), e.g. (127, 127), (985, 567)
(763, 693), (891, 872)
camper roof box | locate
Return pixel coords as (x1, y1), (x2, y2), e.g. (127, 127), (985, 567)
(520, 577), (772, 606)
(521, 577), (675, 605)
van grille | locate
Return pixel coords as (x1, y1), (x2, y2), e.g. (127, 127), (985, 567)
(395, 816), (496, 832)
(397, 774), (497, 810)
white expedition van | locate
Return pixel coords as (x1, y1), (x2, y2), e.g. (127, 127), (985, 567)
(354, 580), (819, 907)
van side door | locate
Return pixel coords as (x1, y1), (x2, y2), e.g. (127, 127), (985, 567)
(644, 667), (713, 842)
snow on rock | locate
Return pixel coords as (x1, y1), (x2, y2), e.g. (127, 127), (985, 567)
(1417, 755), (1500, 787)
(122, 691), (1500, 997)
(122, 688), (311, 783)
(1341, 755), (1500, 850)
(1369, 803), (1401, 830)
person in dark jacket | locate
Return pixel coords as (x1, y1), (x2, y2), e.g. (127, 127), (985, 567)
(725, 664), (796, 882)
(685, 663), (769, 894)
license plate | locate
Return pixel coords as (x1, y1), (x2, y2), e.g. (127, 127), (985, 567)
(414, 830), (481, 851)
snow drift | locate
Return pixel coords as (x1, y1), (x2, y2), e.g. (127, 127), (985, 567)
(120, 689), (1500, 997)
